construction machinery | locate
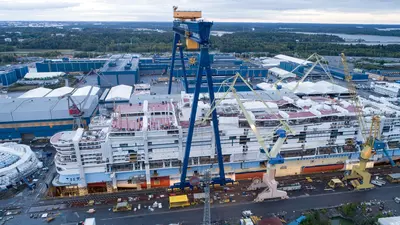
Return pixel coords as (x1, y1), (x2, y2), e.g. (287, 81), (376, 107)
(112, 201), (132, 212)
(201, 72), (292, 201)
(169, 195), (190, 209)
(328, 178), (345, 189)
(168, 7), (230, 189)
(341, 53), (380, 190)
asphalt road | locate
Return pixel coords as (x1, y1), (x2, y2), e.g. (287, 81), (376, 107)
(7, 184), (400, 225)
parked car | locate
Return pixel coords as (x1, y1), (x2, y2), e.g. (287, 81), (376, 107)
(371, 180), (385, 187)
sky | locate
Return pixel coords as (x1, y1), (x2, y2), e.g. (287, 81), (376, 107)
(1, 0), (400, 24)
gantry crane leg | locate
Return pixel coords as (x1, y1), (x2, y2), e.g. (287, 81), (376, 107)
(168, 33), (189, 94)
(179, 43), (189, 91)
(179, 46), (226, 189)
(168, 33), (179, 95)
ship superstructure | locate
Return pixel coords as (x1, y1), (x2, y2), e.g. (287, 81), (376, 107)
(50, 90), (400, 195)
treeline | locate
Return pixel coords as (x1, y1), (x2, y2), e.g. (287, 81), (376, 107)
(0, 54), (17, 64)
(1, 27), (400, 58)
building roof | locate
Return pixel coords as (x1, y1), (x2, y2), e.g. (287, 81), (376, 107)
(100, 54), (139, 72)
(72, 86), (100, 97)
(18, 87), (52, 98)
(105, 85), (133, 101)
(257, 81), (348, 95)
(261, 58), (285, 68)
(268, 67), (296, 79)
(24, 72), (65, 80)
(45, 87), (74, 97)
(374, 82), (400, 93)
(378, 216), (400, 225)
(0, 96), (98, 122)
(274, 54), (312, 65)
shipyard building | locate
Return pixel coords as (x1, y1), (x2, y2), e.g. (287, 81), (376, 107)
(36, 53), (268, 91)
(0, 86), (99, 140)
(0, 65), (29, 86)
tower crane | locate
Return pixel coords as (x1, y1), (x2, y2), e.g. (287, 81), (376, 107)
(341, 53), (380, 190)
(202, 73), (293, 201)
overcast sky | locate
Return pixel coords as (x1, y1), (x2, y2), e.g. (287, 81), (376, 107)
(1, 0), (400, 24)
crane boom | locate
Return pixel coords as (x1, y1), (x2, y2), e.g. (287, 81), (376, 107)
(231, 88), (270, 158)
(341, 53), (379, 190)
(341, 53), (367, 140)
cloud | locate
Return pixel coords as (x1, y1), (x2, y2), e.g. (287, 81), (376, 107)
(0, 1), (79, 10)
(0, 0), (400, 23)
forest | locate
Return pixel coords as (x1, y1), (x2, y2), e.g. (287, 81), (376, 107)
(1, 26), (400, 65)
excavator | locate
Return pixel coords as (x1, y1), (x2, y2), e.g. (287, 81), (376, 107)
(341, 53), (380, 190)
(202, 72), (293, 201)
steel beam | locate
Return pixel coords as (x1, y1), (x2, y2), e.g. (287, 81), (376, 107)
(179, 46), (189, 92)
(204, 50), (225, 183)
(168, 33), (180, 94)
(180, 62), (204, 187)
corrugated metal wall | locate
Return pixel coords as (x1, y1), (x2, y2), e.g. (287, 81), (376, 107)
(0, 70), (18, 86)
(36, 61), (106, 72)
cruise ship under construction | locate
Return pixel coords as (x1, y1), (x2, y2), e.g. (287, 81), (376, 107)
(49, 84), (400, 196)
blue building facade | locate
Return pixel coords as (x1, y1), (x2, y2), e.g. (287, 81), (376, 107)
(36, 59), (106, 73)
(0, 65), (28, 86)
(98, 55), (140, 87)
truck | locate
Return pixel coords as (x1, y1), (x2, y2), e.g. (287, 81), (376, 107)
(84, 218), (96, 225)
(278, 183), (302, 191)
(113, 201), (132, 212)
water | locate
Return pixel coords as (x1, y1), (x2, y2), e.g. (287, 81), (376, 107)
(295, 32), (400, 45)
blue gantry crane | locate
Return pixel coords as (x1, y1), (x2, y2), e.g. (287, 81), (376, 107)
(168, 6), (230, 189)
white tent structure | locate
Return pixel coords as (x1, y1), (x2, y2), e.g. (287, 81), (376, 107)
(45, 87), (74, 97)
(18, 87), (52, 98)
(24, 72), (65, 80)
(274, 54), (312, 65)
(268, 67), (296, 79)
(72, 86), (100, 97)
(105, 85), (133, 101)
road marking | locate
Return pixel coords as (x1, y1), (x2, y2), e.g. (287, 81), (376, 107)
(74, 212), (80, 218)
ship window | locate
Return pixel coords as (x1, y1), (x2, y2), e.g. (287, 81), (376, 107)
(120, 143), (128, 147)
(148, 149), (153, 153)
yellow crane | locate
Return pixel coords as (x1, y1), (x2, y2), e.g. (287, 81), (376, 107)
(341, 53), (380, 190)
